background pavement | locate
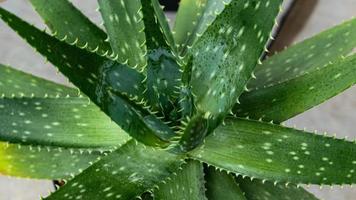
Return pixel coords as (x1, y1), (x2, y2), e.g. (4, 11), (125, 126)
(0, 0), (355, 199)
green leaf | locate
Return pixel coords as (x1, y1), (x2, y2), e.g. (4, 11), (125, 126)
(98, 0), (147, 70)
(154, 160), (206, 200)
(29, 0), (112, 56)
(0, 7), (171, 147)
(145, 49), (181, 117)
(248, 18), (356, 89)
(173, 113), (209, 153)
(177, 0), (282, 152)
(0, 7), (145, 100)
(0, 64), (77, 97)
(190, 118), (356, 185)
(0, 142), (103, 179)
(234, 55), (356, 123)
(141, 192), (154, 200)
(0, 97), (130, 149)
(189, 0), (281, 117)
(205, 167), (246, 200)
(0, 65), (125, 179)
(237, 177), (319, 200)
(141, 0), (175, 51)
(150, 0), (175, 51)
(45, 140), (184, 200)
(173, 0), (208, 51)
(174, 0), (231, 55)
(141, 0), (181, 116)
(0, 64), (141, 148)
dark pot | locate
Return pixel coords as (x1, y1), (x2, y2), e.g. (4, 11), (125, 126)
(159, 0), (179, 11)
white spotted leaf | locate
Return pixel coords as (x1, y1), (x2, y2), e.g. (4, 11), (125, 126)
(150, 0), (175, 50)
(177, 0), (283, 152)
(234, 54), (356, 123)
(29, 0), (113, 56)
(45, 140), (184, 200)
(0, 97), (130, 149)
(98, 0), (147, 70)
(189, 0), (282, 117)
(205, 167), (247, 200)
(0, 8), (172, 147)
(141, 0), (181, 116)
(248, 18), (356, 90)
(0, 64), (78, 97)
(190, 118), (356, 185)
(0, 142), (104, 179)
(237, 177), (319, 200)
(154, 160), (206, 200)
(174, 0), (231, 55)
(173, 0), (208, 52)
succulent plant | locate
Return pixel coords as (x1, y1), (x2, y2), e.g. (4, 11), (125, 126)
(0, 0), (355, 199)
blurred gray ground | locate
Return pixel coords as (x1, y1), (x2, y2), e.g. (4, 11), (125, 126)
(0, 0), (355, 199)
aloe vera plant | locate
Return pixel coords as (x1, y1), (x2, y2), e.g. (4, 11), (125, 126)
(0, 0), (356, 199)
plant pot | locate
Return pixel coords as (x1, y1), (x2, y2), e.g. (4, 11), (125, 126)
(159, 0), (179, 11)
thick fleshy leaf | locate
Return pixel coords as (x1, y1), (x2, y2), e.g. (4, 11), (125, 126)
(237, 177), (319, 200)
(0, 64), (129, 148)
(0, 64), (77, 97)
(145, 49), (181, 117)
(150, 0), (175, 50)
(29, 0), (112, 56)
(205, 167), (246, 200)
(141, 0), (181, 116)
(177, 0), (283, 152)
(189, 0), (281, 117)
(190, 118), (356, 185)
(0, 97), (130, 149)
(0, 142), (103, 179)
(141, 0), (171, 50)
(154, 160), (206, 200)
(174, 0), (231, 55)
(140, 0), (175, 51)
(173, 0), (208, 51)
(234, 55), (356, 123)
(45, 140), (184, 200)
(0, 7), (145, 100)
(248, 18), (356, 89)
(0, 65), (124, 180)
(0, 7), (172, 147)
(98, 0), (146, 70)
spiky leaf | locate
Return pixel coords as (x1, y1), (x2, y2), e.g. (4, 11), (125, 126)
(98, 0), (146, 69)
(45, 140), (184, 200)
(234, 55), (356, 123)
(0, 63), (129, 148)
(141, 0), (181, 116)
(190, 118), (356, 185)
(150, 0), (175, 50)
(0, 142), (103, 179)
(0, 7), (144, 99)
(140, 0), (175, 51)
(154, 160), (206, 200)
(145, 49), (181, 117)
(178, 0), (282, 151)
(248, 18), (356, 89)
(189, 0), (281, 117)
(174, 0), (231, 55)
(237, 177), (319, 200)
(205, 167), (246, 200)
(173, 0), (208, 51)
(0, 7), (171, 147)
(29, 0), (112, 55)
(0, 97), (130, 149)
(0, 64), (77, 97)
